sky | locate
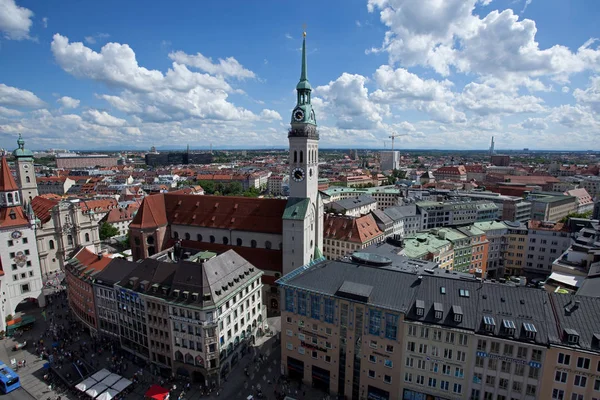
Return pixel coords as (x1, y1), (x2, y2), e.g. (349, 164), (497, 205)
(0, 0), (600, 151)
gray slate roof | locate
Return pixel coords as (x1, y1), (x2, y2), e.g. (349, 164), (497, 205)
(548, 293), (600, 351)
(333, 195), (377, 211)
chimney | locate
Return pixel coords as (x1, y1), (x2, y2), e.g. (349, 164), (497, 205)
(97, 254), (103, 260)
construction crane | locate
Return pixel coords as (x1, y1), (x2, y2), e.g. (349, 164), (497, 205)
(388, 131), (409, 151)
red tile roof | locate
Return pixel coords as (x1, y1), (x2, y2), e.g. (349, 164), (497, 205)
(70, 247), (113, 274)
(103, 204), (139, 223)
(0, 206), (30, 228)
(324, 214), (383, 243)
(132, 194), (287, 234)
(0, 157), (18, 191)
(129, 194), (168, 229)
(31, 196), (60, 223)
(79, 198), (118, 213)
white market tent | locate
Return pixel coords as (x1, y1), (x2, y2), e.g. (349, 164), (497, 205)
(90, 369), (111, 382)
(100, 373), (122, 387)
(111, 377), (132, 392)
(86, 382), (109, 398)
(75, 377), (98, 392)
(96, 388), (119, 400)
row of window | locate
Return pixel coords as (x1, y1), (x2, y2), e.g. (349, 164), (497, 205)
(172, 231), (280, 250)
(557, 352), (599, 371)
(404, 373), (462, 394)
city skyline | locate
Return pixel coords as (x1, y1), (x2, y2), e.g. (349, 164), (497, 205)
(1, 0), (600, 150)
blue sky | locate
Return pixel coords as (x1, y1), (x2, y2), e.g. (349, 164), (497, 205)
(1, 0), (599, 150)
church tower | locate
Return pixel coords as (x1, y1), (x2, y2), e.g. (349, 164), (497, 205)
(13, 134), (38, 204)
(282, 31), (324, 275)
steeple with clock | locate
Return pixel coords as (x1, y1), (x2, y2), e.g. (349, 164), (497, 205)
(282, 30), (324, 275)
(289, 30), (318, 201)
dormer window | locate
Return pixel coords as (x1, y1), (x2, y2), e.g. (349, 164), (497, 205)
(452, 305), (463, 323)
(484, 316), (496, 332)
(434, 302), (443, 320)
(502, 319), (516, 336)
(565, 328), (580, 345)
(459, 289), (470, 298)
(173, 289), (180, 298)
(523, 323), (537, 340)
(415, 300), (424, 317)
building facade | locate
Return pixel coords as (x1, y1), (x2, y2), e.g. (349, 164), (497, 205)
(524, 221), (572, 278)
(56, 154), (119, 169)
(380, 151), (400, 171)
(0, 156), (45, 331)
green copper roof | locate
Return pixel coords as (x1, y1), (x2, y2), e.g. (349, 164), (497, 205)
(13, 133), (34, 158)
(296, 34), (311, 91)
(283, 197), (310, 220)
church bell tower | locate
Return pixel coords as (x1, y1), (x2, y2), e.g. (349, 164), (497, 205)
(13, 134), (38, 204)
(282, 30), (324, 275)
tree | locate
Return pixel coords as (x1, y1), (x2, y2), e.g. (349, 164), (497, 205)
(99, 222), (119, 240)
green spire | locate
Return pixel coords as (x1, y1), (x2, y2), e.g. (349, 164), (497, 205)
(296, 32), (311, 91)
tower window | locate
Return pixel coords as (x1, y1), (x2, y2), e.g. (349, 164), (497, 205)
(85, 233), (90, 242)
(300, 151), (303, 163)
(26, 176), (30, 183)
(236, 238), (242, 246)
(251, 240), (257, 248)
(265, 241), (272, 250)
(49, 240), (55, 249)
(294, 151), (297, 163)
(7, 193), (13, 203)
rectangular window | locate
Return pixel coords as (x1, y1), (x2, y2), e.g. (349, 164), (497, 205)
(285, 289), (294, 312)
(574, 375), (587, 387)
(324, 298), (334, 323)
(310, 295), (320, 319)
(297, 292), (307, 316)
(558, 353), (571, 365)
(369, 309), (381, 335)
(385, 313), (398, 340)
(577, 357), (591, 370)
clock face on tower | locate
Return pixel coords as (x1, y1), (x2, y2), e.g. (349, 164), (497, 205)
(11, 231), (22, 239)
(292, 167), (305, 182)
(293, 109), (305, 122)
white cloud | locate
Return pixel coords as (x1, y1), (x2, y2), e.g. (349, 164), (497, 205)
(521, 0), (533, 14)
(371, 65), (453, 102)
(168, 51), (255, 79)
(520, 117), (548, 130)
(0, 0), (34, 40)
(57, 96), (80, 109)
(42, 17), (48, 28)
(549, 104), (599, 129)
(260, 109), (282, 121)
(285, 33), (293, 40)
(562, 86), (570, 93)
(0, 106), (22, 117)
(84, 32), (110, 44)
(573, 76), (600, 113)
(397, 121), (416, 131)
(315, 73), (388, 130)
(355, 20), (362, 27)
(83, 109), (127, 127)
(367, 1), (600, 81)
(0, 83), (45, 108)
(459, 82), (546, 115)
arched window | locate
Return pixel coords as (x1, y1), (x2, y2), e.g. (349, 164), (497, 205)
(300, 151), (303, 163)
(173, 231), (179, 239)
(85, 233), (90, 242)
(148, 246), (155, 256)
(236, 238), (242, 246)
(67, 235), (73, 245)
(210, 235), (215, 243)
(197, 234), (203, 242)
(265, 241), (272, 250)
(185, 233), (191, 240)
(25, 176), (30, 183)
(49, 240), (55, 250)
(146, 236), (154, 245)
(251, 240), (257, 248)
(294, 151), (297, 163)
(223, 237), (229, 245)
